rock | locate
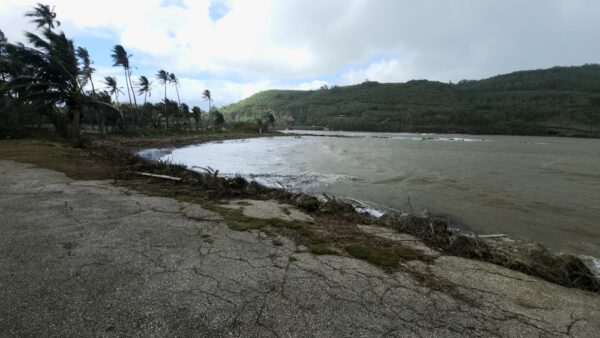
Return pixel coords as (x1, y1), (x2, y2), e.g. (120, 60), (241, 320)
(381, 213), (451, 247)
(292, 194), (320, 212)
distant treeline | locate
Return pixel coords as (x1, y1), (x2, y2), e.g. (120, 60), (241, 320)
(222, 65), (600, 137)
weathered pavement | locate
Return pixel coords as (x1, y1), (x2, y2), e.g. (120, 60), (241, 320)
(0, 160), (599, 337)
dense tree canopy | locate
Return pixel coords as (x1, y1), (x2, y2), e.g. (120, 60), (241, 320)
(222, 65), (600, 137)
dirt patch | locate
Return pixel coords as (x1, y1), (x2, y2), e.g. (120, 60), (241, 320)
(0, 140), (113, 180)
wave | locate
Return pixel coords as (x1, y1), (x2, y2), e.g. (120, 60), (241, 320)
(137, 148), (174, 161)
(580, 255), (600, 277)
(190, 170), (361, 190)
(282, 130), (490, 142)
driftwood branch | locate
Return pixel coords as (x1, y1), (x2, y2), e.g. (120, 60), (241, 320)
(477, 234), (508, 239)
(134, 172), (182, 181)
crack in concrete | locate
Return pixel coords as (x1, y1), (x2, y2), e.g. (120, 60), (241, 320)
(1, 161), (599, 337)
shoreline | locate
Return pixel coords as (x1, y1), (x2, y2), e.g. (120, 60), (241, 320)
(136, 131), (600, 277)
(1, 133), (599, 292)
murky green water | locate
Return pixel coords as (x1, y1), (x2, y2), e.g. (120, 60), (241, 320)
(143, 131), (600, 269)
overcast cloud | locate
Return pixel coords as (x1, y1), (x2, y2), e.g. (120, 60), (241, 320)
(1, 0), (599, 106)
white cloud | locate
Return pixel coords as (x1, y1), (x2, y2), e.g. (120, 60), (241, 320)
(3, 0), (600, 105)
(339, 57), (419, 85)
(298, 80), (329, 91)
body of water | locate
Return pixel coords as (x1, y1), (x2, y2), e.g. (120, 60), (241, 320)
(140, 131), (600, 271)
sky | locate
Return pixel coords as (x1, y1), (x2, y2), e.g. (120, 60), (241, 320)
(1, 0), (600, 108)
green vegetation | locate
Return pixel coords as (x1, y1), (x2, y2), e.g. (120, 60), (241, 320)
(222, 66), (600, 137)
(345, 244), (423, 267)
(0, 4), (240, 142)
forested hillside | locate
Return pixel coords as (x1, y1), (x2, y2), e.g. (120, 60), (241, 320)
(222, 65), (600, 136)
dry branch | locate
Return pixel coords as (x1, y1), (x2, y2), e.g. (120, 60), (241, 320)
(133, 171), (182, 181)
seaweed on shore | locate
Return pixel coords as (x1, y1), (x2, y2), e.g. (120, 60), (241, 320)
(379, 213), (600, 293)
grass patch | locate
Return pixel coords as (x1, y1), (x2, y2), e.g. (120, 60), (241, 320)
(345, 244), (423, 268)
(308, 244), (337, 255)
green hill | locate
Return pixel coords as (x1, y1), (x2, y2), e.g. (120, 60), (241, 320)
(221, 65), (600, 136)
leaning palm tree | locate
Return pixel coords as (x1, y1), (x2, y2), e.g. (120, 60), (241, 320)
(168, 73), (181, 107)
(103, 76), (122, 113)
(157, 70), (170, 101)
(2, 24), (119, 141)
(25, 3), (60, 30)
(76, 47), (96, 97)
(135, 75), (152, 123)
(136, 76), (152, 104)
(157, 69), (170, 117)
(202, 89), (212, 112)
(111, 45), (136, 108)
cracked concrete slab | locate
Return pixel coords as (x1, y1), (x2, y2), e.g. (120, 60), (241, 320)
(357, 224), (440, 257)
(0, 160), (599, 337)
(220, 199), (315, 223)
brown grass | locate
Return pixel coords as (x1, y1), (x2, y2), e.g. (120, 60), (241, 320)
(0, 140), (113, 180)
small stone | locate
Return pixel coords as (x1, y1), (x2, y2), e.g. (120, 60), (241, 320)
(296, 245), (308, 253)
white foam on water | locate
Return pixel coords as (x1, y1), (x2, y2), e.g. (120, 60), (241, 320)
(580, 255), (600, 277)
(137, 148), (173, 161)
(355, 206), (385, 218)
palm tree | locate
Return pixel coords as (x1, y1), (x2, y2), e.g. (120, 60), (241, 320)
(111, 45), (137, 108)
(157, 69), (170, 117)
(2, 25), (118, 141)
(135, 75), (152, 124)
(103, 76), (123, 113)
(192, 106), (202, 131)
(76, 47), (96, 97)
(136, 76), (152, 104)
(157, 70), (170, 101)
(202, 89), (212, 112)
(0, 30), (7, 82)
(25, 3), (60, 30)
(168, 73), (181, 107)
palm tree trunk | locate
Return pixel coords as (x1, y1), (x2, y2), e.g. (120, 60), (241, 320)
(114, 92), (123, 119)
(123, 68), (133, 106)
(164, 83), (169, 130)
(89, 75), (96, 97)
(175, 84), (181, 107)
(139, 91), (147, 124)
(127, 69), (137, 108)
(69, 101), (81, 143)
